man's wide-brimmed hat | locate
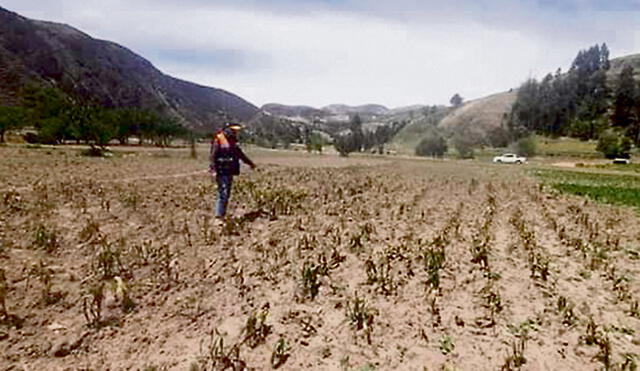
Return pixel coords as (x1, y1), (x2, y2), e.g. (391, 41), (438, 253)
(224, 123), (243, 131)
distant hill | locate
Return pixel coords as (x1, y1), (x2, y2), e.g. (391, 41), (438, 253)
(439, 91), (516, 135)
(390, 106), (451, 153)
(261, 103), (328, 122)
(261, 102), (406, 137)
(390, 105), (427, 115)
(609, 54), (640, 80)
(0, 7), (259, 132)
(390, 91), (517, 154)
(461, 53), (640, 136)
(263, 102), (393, 123)
(321, 104), (389, 116)
(391, 53), (640, 154)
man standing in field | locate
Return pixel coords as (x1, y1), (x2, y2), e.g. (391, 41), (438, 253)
(210, 123), (256, 222)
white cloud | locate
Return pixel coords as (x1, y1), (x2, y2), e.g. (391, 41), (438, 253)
(3, 0), (640, 107)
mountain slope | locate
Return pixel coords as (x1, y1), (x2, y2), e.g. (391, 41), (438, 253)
(262, 103), (392, 123)
(390, 106), (451, 153)
(389, 91), (516, 153)
(433, 53), (640, 149)
(609, 53), (640, 80)
(321, 104), (389, 116)
(392, 53), (640, 154)
(439, 91), (516, 134)
(261, 103), (328, 122)
(0, 7), (259, 131)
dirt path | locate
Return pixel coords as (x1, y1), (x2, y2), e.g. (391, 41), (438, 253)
(551, 161), (579, 168)
(1, 169), (210, 194)
(105, 169), (209, 183)
(550, 161), (640, 177)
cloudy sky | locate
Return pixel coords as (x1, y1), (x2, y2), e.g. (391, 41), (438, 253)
(3, 0), (640, 108)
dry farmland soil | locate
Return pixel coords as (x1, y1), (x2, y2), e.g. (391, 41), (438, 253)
(2, 145), (640, 370)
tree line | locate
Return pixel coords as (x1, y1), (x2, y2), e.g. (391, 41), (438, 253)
(509, 43), (640, 158)
(333, 114), (407, 156)
(0, 84), (189, 150)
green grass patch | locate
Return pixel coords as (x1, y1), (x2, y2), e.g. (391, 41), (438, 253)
(533, 169), (640, 187)
(551, 183), (640, 208)
(532, 168), (640, 208)
(536, 136), (600, 158)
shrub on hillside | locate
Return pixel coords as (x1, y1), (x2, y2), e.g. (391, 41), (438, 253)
(568, 117), (608, 141)
(334, 133), (355, 157)
(597, 129), (631, 159)
(415, 130), (447, 157)
(0, 106), (26, 143)
(486, 126), (511, 148)
(306, 133), (324, 153)
(512, 135), (538, 157)
(452, 133), (475, 159)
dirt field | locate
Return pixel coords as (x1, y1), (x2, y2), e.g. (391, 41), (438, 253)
(2, 145), (640, 370)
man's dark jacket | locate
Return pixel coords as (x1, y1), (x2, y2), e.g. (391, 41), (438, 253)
(210, 129), (254, 176)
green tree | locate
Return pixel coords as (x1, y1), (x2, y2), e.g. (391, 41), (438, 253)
(551, 68), (575, 135)
(509, 78), (540, 138)
(20, 85), (74, 143)
(486, 125), (511, 148)
(508, 43), (611, 141)
(611, 65), (639, 144)
(415, 129), (447, 157)
(452, 133), (475, 159)
(249, 115), (303, 149)
(0, 106), (26, 142)
(600, 43), (611, 70)
(597, 129), (631, 159)
(306, 132), (324, 153)
(513, 135), (538, 157)
(575, 69), (609, 127)
(633, 80), (640, 146)
(349, 114), (364, 152)
(450, 93), (464, 107)
(569, 44), (610, 132)
(333, 114), (365, 156)
(568, 116), (608, 141)
(35, 116), (69, 144)
(333, 133), (354, 156)
(70, 105), (116, 150)
(137, 110), (161, 145)
(153, 116), (186, 147)
(108, 109), (141, 145)
(538, 73), (562, 136)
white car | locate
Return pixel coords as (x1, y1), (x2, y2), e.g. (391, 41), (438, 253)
(612, 158), (631, 164)
(493, 153), (526, 164)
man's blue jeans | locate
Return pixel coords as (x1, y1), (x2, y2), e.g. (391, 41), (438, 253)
(215, 174), (233, 217)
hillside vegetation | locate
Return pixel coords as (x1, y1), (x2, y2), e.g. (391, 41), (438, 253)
(0, 7), (258, 132)
(610, 54), (640, 78)
(390, 106), (450, 153)
(508, 44), (640, 161)
(391, 46), (640, 159)
(439, 92), (516, 138)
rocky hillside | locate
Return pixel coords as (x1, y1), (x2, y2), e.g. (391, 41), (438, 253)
(0, 7), (259, 132)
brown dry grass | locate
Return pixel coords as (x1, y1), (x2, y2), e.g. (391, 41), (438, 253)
(440, 91), (517, 134)
(1, 145), (640, 370)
